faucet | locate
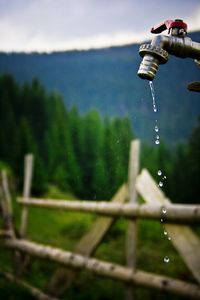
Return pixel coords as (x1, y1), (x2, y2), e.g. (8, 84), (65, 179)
(137, 19), (200, 92)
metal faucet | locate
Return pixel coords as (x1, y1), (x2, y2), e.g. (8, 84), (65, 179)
(137, 19), (200, 92)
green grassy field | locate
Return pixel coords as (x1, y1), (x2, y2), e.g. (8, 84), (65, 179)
(0, 186), (199, 300)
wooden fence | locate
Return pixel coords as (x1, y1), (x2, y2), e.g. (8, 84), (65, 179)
(0, 140), (200, 300)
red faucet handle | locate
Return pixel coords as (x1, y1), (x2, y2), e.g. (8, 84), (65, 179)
(151, 19), (187, 34)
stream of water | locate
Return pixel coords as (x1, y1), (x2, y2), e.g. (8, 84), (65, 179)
(149, 81), (171, 263)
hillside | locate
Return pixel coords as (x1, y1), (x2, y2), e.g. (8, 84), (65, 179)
(0, 31), (200, 144)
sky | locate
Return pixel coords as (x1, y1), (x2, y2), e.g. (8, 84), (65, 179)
(0, 0), (200, 52)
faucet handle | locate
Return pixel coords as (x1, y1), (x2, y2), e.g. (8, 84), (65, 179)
(151, 19), (187, 35)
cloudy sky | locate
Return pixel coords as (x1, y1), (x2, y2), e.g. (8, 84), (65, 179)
(0, 0), (200, 52)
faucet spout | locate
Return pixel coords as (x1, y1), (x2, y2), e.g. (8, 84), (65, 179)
(151, 34), (200, 59)
(137, 19), (200, 82)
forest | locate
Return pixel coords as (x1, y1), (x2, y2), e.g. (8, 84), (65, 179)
(0, 74), (200, 204)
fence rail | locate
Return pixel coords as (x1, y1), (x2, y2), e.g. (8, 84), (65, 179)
(0, 269), (58, 300)
(17, 198), (200, 223)
(5, 238), (200, 299)
(1, 142), (200, 300)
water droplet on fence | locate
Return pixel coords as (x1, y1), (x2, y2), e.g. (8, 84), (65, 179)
(158, 170), (162, 176)
(168, 236), (171, 241)
(155, 139), (160, 145)
(162, 207), (167, 214)
(164, 256), (170, 263)
(160, 218), (163, 223)
(164, 230), (168, 236)
(156, 135), (159, 140)
(155, 125), (159, 132)
(158, 181), (163, 187)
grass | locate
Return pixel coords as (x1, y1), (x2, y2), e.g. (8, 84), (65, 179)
(0, 186), (199, 299)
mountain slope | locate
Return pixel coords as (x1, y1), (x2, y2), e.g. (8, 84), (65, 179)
(0, 31), (200, 144)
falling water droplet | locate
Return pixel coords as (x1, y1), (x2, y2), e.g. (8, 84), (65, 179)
(155, 140), (160, 145)
(149, 81), (157, 113)
(155, 125), (159, 132)
(162, 207), (167, 214)
(164, 256), (170, 263)
(158, 170), (162, 176)
(158, 181), (163, 187)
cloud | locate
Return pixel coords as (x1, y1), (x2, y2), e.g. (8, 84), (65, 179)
(0, 0), (200, 52)
(187, 6), (200, 32)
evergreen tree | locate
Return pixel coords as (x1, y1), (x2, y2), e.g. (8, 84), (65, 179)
(0, 75), (17, 162)
(169, 143), (189, 203)
(187, 117), (200, 203)
(13, 117), (37, 188)
(81, 110), (106, 199)
(0, 74), (135, 199)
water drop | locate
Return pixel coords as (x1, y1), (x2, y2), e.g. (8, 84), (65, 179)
(155, 140), (160, 145)
(164, 256), (170, 263)
(164, 230), (168, 236)
(149, 81), (157, 113)
(155, 125), (159, 132)
(158, 170), (162, 176)
(158, 181), (163, 187)
(156, 135), (159, 139)
(168, 236), (171, 241)
(160, 218), (163, 223)
(162, 207), (167, 214)
(163, 175), (167, 179)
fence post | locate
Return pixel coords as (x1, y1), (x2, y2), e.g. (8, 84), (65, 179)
(125, 140), (140, 300)
(0, 170), (14, 237)
(20, 154), (34, 238)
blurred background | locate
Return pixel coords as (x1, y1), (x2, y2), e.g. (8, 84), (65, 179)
(0, 0), (200, 299)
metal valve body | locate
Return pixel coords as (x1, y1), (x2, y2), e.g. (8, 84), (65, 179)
(137, 19), (200, 82)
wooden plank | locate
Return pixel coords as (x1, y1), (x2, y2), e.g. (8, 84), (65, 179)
(17, 198), (200, 223)
(76, 184), (128, 255)
(17, 154), (34, 275)
(136, 169), (200, 284)
(20, 154), (34, 238)
(0, 171), (15, 237)
(5, 238), (200, 299)
(0, 269), (58, 300)
(1, 170), (13, 216)
(47, 184), (128, 296)
(126, 139), (140, 300)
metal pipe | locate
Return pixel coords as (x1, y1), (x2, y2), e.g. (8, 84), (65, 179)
(137, 19), (200, 81)
(151, 35), (200, 59)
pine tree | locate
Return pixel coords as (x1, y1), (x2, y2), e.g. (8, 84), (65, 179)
(187, 117), (200, 203)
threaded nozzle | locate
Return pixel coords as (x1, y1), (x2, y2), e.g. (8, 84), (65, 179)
(137, 44), (169, 81)
(137, 54), (159, 81)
